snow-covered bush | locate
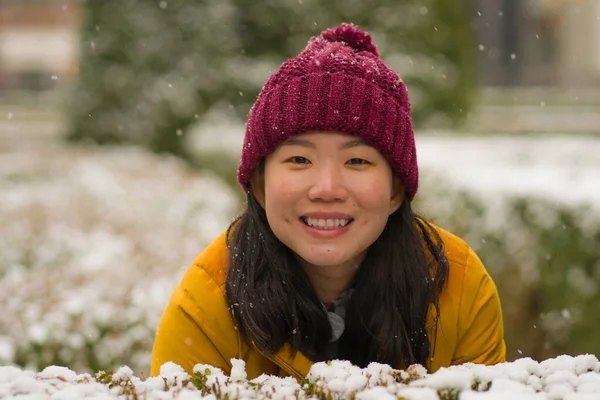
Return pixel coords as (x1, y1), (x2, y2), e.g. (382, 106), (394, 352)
(2, 355), (600, 399)
(0, 144), (238, 373)
(415, 135), (600, 362)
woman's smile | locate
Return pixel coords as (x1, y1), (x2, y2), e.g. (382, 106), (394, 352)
(300, 214), (355, 239)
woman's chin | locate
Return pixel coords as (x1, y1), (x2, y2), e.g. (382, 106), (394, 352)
(299, 252), (354, 269)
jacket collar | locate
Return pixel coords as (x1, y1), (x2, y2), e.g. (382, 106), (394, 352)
(272, 344), (314, 381)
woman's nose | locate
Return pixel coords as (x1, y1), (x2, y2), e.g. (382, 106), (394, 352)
(307, 167), (348, 201)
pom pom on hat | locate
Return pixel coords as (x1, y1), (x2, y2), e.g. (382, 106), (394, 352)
(320, 23), (380, 57)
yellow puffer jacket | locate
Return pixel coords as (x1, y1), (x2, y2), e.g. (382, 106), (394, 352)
(151, 224), (506, 380)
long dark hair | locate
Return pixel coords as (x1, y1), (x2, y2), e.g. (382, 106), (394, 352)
(225, 186), (449, 369)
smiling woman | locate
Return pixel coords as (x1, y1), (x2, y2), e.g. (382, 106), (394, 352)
(151, 23), (505, 381)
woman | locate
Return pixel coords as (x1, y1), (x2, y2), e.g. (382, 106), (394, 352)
(151, 23), (505, 380)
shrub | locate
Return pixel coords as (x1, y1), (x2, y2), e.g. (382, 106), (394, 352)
(2, 355), (600, 399)
(416, 172), (600, 362)
(0, 144), (238, 373)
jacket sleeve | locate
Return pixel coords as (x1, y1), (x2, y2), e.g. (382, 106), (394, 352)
(451, 247), (506, 365)
(150, 283), (231, 377)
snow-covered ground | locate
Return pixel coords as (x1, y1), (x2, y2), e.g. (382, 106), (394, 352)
(0, 143), (239, 373)
(2, 355), (600, 399)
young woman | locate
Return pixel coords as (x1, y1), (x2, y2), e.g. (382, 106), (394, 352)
(151, 23), (505, 380)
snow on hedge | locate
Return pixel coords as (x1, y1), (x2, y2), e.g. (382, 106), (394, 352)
(2, 355), (600, 399)
(0, 144), (238, 373)
(416, 133), (600, 209)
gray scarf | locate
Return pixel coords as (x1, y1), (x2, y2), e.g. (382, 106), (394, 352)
(325, 289), (353, 342)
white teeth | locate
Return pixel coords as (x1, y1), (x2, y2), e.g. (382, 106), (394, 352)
(304, 218), (351, 229)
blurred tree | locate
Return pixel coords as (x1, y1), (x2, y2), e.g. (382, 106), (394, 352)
(68, 0), (239, 159)
(68, 0), (475, 159)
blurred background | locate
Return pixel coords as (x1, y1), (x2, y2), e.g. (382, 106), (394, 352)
(0, 0), (599, 375)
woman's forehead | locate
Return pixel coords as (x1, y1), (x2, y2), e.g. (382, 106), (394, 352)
(281, 132), (368, 148)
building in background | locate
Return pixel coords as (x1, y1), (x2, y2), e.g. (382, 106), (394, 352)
(0, 1), (598, 133)
(467, 0), (600, 133)
(1, 1), (599, 90)
(0, 1), (79, 91)
(474, 0), (600, 86)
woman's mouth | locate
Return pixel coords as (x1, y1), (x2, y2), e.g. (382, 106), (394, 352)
(300, 216), (354, 230)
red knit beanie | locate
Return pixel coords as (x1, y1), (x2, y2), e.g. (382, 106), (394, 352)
(237, 23), (418, 201)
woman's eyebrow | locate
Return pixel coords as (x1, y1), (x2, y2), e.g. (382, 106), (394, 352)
(281, 137), (315, 149)
(281, 137), (367, 149)
(339, 138), (367, 149)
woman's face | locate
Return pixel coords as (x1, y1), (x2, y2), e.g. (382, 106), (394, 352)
(253, 131), (403, 271)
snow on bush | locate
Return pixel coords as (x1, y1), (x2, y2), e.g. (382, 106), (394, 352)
(0, 144), (238, 373)
(416, 134), (600, 209)
(2, 355), (600, 399)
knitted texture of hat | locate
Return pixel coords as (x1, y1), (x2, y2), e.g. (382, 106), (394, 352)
(237, 23), (418, 200)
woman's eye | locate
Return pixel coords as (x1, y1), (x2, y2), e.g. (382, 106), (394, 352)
(287, 156), (310, 164)
(347, 158), (370, 166)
